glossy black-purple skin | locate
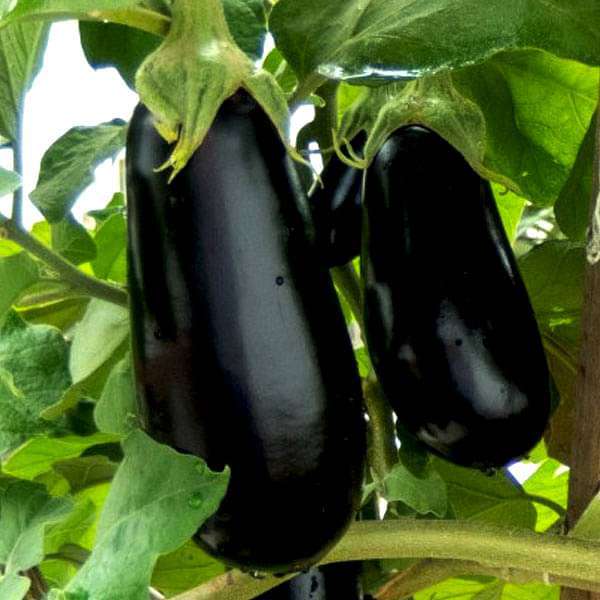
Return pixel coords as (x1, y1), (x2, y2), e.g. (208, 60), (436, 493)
(309, 133), (366, 267)
(126, 92), (366, 573)
(258, 563), (364, 599)
(362, 125), (550, 469)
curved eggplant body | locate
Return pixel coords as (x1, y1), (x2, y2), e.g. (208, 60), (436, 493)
(362, 125), (550, 468)
(309, 134), (365, 267)
(258, 564), (364, 599)
(126, 93), (366, 572)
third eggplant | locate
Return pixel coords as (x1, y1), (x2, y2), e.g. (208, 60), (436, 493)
(362, 125), (550, 469)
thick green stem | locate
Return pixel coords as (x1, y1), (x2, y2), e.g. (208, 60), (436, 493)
(171, 520), (600, 600)
(289, 72), (329, 109)
(331, 263), (363, 332)
(0, 216), (128, 307)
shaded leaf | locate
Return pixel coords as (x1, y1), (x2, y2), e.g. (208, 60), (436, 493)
(30, 120), (126, 223)
(91, 211), (126, 283)
(0, 253), (39, 322)
(0, 167), (20, 198)
(51, 215), (97, 265)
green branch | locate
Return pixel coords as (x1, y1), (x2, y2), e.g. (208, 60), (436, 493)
(11, 114), (24, 228)
(0, 216), (128, 307)
(172, 520), (600, 600)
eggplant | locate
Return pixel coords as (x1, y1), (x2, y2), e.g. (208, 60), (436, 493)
(258, 563), (364, 599)
(126, 91), (366, 573)
(308, 133), (366, 267)
(362, 125), (550, 469)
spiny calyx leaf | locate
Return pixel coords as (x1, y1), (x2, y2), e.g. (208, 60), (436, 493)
(136, 0), (296, 179)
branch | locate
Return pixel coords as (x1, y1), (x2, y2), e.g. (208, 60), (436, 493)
(376, 558), (600, 600)
(12, 113), (24, 228)
(0, 216), (129, 307)
(171, 520), (600, 600)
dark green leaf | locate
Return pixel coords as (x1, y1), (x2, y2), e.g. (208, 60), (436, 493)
(55, 430), (229, 600)
(30, 120), (127, 223)
(0, 312), (69, 453)
(223, 0), (266, 61)
(271, 0), (600, 84)
(53, 455), (118, 493)
(79, 22), (161, 89)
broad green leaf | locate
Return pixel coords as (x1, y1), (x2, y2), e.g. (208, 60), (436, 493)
(57, 430), (229, 600)
(522, 459), (567, 532)
(270, 0), (600, 84)
(0, 21), (48, 140)
(53, 455), (118, 493)
(91, 211), (126, 283)
(30, 120), (126, 223)
(381, 461), (448, 518)
(0, 479), (72, 573)
(453, 50), (599, 207)
(0, 253), (39, 321)
(0, 167), (20, 198)
(79, 21), (161, 88)
(571, 491), (600, 541)
(0, 312), (69, 453)
(68, 298), (129, 385)
(87, 191), (124, 225)
(2, 432), (119, 480)
(136, 0), (295, 179)
(51, 215), (97, 265)
(94, 354), (139, 435)
(434, 459), (537, 528)
(17, 297), (90, 333)
(40, 559), (78, 590)
(555, 111), (597, 240)
(0, 573), (30, 600)
(151, 541), (226, 597)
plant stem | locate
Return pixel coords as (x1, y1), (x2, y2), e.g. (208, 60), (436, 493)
(289, 72), (328, 110)
(331, 263), (363, 332)
(171, 520), (600, 600)
(12, 113), (24, 228)
(376, 558), (600, 600)
(0, 216), (128, 307)
(89, 8), (170, 36)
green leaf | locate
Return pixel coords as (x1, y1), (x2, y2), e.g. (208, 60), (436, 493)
(555, 111), (597, 240)
(68, 299), (129, 385)
(222, 0), (266, 61)
(79, 21), (161, 88)
(0, 21), (49, 140)
(522, 459), (567, 532)
(56, 430), (229, 600)
(0, 479), (72, 573)
(51, 215), (97, 265)
(53, 455), (118, 494)
(151, 541), (226, 597)
(570, 490), (600, 541)
(415, 579), (559, 600)
(271, 0), (600, 84)
(453, 50), (599, 207)
(493, 184), (526, 244)
(0, 573), (30, 600)
(94, 354), (139, 435)
(433, 459), (537, 528)
(0, 253), (39, 321)
(381, 461), (448, 518)
(2, 432), (119, 480)
(91, 212), (126, 283)
(44, 498), (97, 555)
(0, 167), (21, 198)
(30, 120), (127, 223)
(0, 312), (70, 453)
